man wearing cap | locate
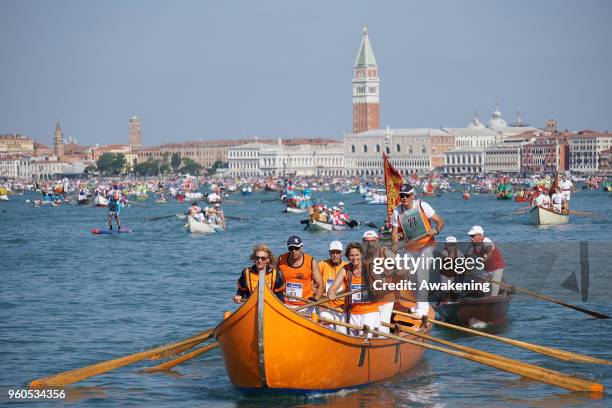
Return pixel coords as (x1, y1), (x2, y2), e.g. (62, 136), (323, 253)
(362, 230), (396, 333)
(213, 203), (226, 229)
(465, 226), (505, 296)
(390, 183), (445, 317)
(318, 241), (348, 333)
(277, 236), (323, 314)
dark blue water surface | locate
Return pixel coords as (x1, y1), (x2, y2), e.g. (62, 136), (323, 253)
(1, 188), (611, 407)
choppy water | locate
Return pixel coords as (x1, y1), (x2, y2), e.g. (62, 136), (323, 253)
(1, 187), (611, 407)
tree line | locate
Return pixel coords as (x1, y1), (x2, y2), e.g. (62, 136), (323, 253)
(89, 152), (227, 176)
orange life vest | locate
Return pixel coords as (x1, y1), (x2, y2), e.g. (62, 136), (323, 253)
(343, 264), (381, 315)
(279, 252), (314, 306)
(319, 259), (347, 309)
(242, 267), (280, 294)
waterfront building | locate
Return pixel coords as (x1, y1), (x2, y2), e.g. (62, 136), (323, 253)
(352, 27), (380, 134)
(136, 140), (246, 169)
(443, 148), (485, 175)
(569, 131), (612, 174)
(128, 117), (142, 151)
(0, 134), (35, 155)
(343, 127), (454, 176)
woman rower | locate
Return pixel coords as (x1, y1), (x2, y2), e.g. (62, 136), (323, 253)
(234, 244), (285, 303)
(328, 242), (382, 337)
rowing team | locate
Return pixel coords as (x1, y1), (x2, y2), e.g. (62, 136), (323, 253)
(188, 201), (226, 229)
(532, 186), (570, 214)
(308, 202), (349, 225)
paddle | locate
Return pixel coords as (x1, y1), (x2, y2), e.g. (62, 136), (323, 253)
(295, 288), (364, 311)
(144, 342), (219, 372)
(569, 210), (599, 218)
(473, 274), (609, 319)
(512, 205), (533, 215)
(378, 321), (606, 393)
(146, 213), (186, 222)
(225, 215), (250, 221)
(313, 315), (604, 393)
(393, 310), (611, 365)
(29, 329), (214, 388)
(260, 198), (278, 203)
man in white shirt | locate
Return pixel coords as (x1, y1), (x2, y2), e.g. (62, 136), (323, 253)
(391, 183), (445, 317)
(550, 187), (566, 213)
(559, 175), (574, 202)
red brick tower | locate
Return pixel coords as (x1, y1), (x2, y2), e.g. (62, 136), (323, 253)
(352, 27), (380, 134)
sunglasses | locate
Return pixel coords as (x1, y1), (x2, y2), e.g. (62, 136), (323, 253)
(399, 193), (414, 198)
(288, 246), (302, 251)
(329, 250), (342, 254)
(254, 256), (269, 261)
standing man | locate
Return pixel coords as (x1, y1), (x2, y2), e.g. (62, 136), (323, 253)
(391, 183), (445, 317)
(465, 226), (505, 297)
(214, 203), (226, 229)
(277, 236), (324, 315)
(550, 187), (566, 213)
(559, 174), (575, 203)
(318, 241), (347, 333)
(107, 191), (122, 231)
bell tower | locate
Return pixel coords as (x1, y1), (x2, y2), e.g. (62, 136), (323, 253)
(352, 27), (380, 134)
(53, 121), (64, 159)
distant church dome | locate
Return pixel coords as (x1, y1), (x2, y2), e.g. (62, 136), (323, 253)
(487, 103), (507, 130)
(467, 109), (485, 129)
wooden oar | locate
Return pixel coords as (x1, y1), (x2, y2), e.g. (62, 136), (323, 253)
(380, 321), (606, 392)
(295, 288), (364, 311)
(393, 310), (611, 365)
(225, 215), (250, 221)
(146, 212), (186, 222)
(259, 198), (278, 203)
(313, 315), (604, 393)
(512, 205), (533, 215)
(569, 210), (600, 218)
(29, 329), (214, 388)
(477, 275), (609, 319)
(144, 342), (219, 372)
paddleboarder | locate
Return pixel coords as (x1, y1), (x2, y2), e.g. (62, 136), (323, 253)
(107, 191), (122, 231)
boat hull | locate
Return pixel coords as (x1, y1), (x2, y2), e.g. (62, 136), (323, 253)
(187, 216), (222, 234)
(214, 281), (430, 391)
(284, 206), (307, 214)
(529, 206), (569, 225)
(306, 220), (347, 232)
(92, 195), (109, 207)
(435, 293), (511, 326)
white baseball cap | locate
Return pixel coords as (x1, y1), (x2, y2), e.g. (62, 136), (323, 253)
(445, 236), (457, 243)
(339, 202), (344, 206)
(468, 226), (484, 236)
(329, 241), (343, 251)
(362, 230), (378, 239)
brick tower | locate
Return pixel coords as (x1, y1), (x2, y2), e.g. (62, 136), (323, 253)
(352, 27), (380, 134)
(128, 116), (142, 151)
(53, 121), (64, 160)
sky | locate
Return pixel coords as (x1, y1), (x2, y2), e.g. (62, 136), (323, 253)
(1, 0), (611, 147)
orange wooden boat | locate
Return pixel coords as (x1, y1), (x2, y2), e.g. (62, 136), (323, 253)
(213, 276), (432, 392)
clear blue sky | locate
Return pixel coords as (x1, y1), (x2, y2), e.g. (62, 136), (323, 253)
(1, 0), (610, 147)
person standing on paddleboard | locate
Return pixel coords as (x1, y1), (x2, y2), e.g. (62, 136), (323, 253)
(108, 191), (122, 231)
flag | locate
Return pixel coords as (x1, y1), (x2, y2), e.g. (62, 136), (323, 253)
(383, 153), (404, 224)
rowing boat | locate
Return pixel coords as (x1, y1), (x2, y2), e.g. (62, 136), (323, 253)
(284, 206), (307, 214)
(187, 216), (223, 234)
(213, 275), (431, 392)
(92, 194), (108, 207)
(306, 220), (348, 232)
(529, 206), (569, 225)
(435, 292), (512, 327)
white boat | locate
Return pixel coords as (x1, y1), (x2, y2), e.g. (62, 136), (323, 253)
(92, 194), (109, 207)
(0, 195), (8, 201)
(306, 220), (348, 232)
(186, 192), (203, 200)
(367, 195), (387, 205)
(284, 206), (307, 214)
(529, 206), (569, 225)
(207, 192), (221, 204)
(187, 216), (223, 234)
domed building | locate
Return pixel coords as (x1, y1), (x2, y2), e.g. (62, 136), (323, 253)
(487, 103), (508, 131)
(467, 109), (485, 129)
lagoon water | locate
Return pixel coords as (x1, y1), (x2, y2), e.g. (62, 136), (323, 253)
(1, 188), (611, 407)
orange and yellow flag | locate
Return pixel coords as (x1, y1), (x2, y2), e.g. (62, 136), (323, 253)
(383, 153), (404, 224)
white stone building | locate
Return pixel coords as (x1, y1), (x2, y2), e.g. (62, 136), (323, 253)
(443, 148), (485, 175)
(569, 131), (612, 174)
